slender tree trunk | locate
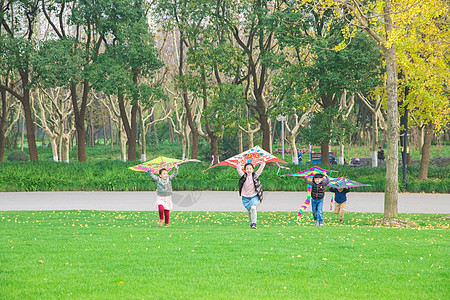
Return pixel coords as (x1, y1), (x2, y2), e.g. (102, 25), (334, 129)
(21, 116), (24, 151)
(139, 106), (146, 162)
(19, 71), (38, 160)
(371, 112), (379, 167)
(110, 115), (114, 150)
(50, 137), (59, 162)
(0, 87), (7, 162)
(168, 118), (174, 144)
(418, 122), (434, 180)
(383, 6), (399, 217)
(338, 143), (345, 165)
(71, 82), (88, 162)
(239, 129), (243, 153)
(119, 96), (138, 161)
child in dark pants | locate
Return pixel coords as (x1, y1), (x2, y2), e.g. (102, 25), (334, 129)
(304, 174), (329, 226)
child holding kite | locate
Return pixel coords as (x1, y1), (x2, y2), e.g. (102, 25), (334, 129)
(304, 174), (329, 226)
(147, 166), (178, 226)
(329, 187), (349, 223)
(237, 158), (266, 229)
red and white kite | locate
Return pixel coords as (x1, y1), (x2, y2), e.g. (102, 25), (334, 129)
(204, 145), (286, 171)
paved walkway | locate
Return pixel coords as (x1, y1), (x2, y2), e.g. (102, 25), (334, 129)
(0, 191), (449, 213)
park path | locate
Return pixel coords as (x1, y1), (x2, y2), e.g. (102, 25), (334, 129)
(0, 191), (449, 213)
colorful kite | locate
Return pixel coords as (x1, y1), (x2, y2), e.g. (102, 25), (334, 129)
(280, 166), (336, 220)
(328, 177), (370, 189)
(279, 166), (335, 178)
(328, 177), (370, 210)
(203, 145), (286, 171)
(129, 156), (199, 173)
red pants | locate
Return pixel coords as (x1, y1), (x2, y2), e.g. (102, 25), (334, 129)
(158, 205), (170, 225)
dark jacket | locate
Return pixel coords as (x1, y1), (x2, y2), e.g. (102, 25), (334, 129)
(239, 173), (263, 202)
(305, 177), (329, 200)
(378, 149), (385, 160)
(329, 187), (349, 203)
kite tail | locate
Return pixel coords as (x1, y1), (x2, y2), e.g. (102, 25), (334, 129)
(330, 194), (334, 210)
(276, 162), (290, 176)
(298, 184), (312, 220)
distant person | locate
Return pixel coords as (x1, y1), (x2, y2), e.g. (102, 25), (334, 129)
(237, 158), (266, 229)
(304, 174), (329, 226)
(147, 166), (179, 226)
(297, 149), (303, 164)
(329, 187), (349, 223)
(330, 156), (337, 165)
(378, 146), (385, 162)
(352, 158), (361, 166)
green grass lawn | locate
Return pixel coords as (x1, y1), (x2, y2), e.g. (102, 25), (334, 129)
(1, 211), (448, 299)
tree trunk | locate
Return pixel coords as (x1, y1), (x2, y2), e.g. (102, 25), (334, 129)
(110, 115), (114, 150)
(139, 106), (146, 162)
(21, 115), (24, 151)
(383, 14), (399, 218)
(239, 128), (243, 153)
(210, 135), (219, 164)
(320, 142), (330, 165)
(168, 118), (174, 144)
(288, 135), (299, 164)
(61, 134), (70, 163)
(371, 111), (378, 167)
(418, 122), (434, 180)
(0, 87), (7, 162)
(71, 82), (88, 162)
(259, 115), (272, 153)
(118, 117), (127, 162)
(118, 92), (136, 161)
(19, 71), (38, 160)
(338, 143), (345, 165)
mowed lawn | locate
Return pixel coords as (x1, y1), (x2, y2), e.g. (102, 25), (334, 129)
(1, 211), (448, 299)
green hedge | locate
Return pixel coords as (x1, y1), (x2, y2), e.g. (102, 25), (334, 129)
(0, 161), (449, 193)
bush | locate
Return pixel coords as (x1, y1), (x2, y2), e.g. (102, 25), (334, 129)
(430, 156), (450, 167)
(7, 150), (29, 162)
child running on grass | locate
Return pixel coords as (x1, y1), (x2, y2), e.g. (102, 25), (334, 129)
(147, 165), (178, 226)
(329, 187), (349, 223)
(237, 158), (266, 229)
(304, 173), (329, 226)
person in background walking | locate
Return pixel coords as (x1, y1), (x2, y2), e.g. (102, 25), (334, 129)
(378, 146), (385, 163)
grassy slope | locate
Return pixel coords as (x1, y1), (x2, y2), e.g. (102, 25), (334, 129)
(1, 211), (448, 299)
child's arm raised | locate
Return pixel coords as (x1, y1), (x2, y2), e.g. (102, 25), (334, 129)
(169, 165), (179, 181)
(237, 160), (245, 176)
(304, 177), (313, 184)
(255, 157), (266, 177)
(147, 169), (159, 181)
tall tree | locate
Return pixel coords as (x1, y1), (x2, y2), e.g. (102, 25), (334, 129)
(277, 3), (383, 164)
(0, 0), (40, 160)
(90, 2), (163, 161)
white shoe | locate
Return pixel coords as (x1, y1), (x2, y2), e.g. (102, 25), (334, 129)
(314, 220), (319, 226)
(319, 223), (324, 227)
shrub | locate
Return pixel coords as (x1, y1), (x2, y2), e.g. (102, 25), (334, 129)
(7, 150), (29, 162)
(430, 156), (450, 167)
